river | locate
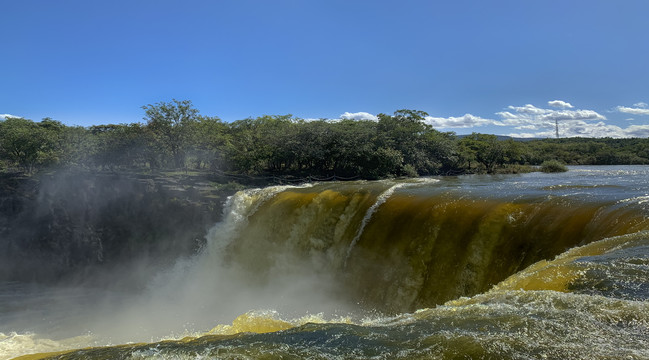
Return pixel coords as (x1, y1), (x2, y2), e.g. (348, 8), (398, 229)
(2, 166), (649, 359)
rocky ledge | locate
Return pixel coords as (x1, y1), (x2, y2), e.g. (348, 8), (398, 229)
(0, 170), (241, 286)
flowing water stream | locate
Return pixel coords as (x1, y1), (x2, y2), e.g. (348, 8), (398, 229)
(2, 166), (649, 359)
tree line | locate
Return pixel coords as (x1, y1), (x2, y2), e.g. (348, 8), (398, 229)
(2, 99), (649, 178)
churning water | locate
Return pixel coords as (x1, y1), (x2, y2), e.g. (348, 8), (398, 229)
(2, 166), (649, 359)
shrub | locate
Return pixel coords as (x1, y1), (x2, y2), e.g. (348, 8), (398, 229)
(540, 160), (568, 173)
(401, 164), (419, 178)
(494, 164), (536, 174)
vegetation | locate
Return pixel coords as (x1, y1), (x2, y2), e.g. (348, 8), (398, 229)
(2, 100), (649, 179)
(540, 160), (568, 173)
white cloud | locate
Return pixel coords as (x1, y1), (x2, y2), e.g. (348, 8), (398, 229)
(339, 112), (378, 121)
(338, 101), (648, 138)
(564, 121), (624, 138)
(508, 121), (613, 138)
(540, 109), (605, 122)
(517, 124), (542, 130)
(506, 132), (538, 138)
(495, 102), (615, 138)
(0, 113), (20, 120)
(623, 125), (649, 137)
(507, 120), (649, 139)
(496, 103), (606, 130)
(548, 100), (574, 109)
(616, 105), (649, 116)
(506, 104), (547, 115)
(423, 114), (499, 129)
(415, 101), (619, 138)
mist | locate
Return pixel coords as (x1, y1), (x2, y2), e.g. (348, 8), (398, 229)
(0, 169), (213, 285)
(0, 179), (359, 351)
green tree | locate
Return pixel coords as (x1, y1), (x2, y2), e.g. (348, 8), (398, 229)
(459, 133), (505, 173)
(90, 123), (152, 169)
(293, 119), (337, 174)
(329, 119), (393, 178)
(377, 109), (433, 175)
(251, 115), (297, 172)
(224, 115), (299, 174)
(0, 117), (63, 173)
(422, 130), (461, 174)
(36, 117), (66, 166)
(59, 125), (97, 167)
(142, 99), (200, 169)
(189, 115), (229, 170)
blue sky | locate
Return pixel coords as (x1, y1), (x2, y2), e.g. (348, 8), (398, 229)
(2, 0), (649, 138)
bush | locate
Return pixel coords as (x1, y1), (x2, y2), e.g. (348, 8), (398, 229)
(401, 164), (419, 178)
(494, 164), (536, 174)
(540, 160), (568, 173)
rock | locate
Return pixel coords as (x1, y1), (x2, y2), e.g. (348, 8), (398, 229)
(0, 170), (237, 286)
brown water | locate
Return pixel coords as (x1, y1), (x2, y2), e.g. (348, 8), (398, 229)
(2, 166), (649, 359)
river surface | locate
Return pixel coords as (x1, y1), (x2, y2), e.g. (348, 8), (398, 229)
(2, 166), (649, 359)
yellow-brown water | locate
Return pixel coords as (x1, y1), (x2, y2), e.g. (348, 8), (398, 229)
(3, 166), (649, 359)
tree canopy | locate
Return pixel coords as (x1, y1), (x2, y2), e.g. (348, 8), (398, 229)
(2, 101), (648, 178)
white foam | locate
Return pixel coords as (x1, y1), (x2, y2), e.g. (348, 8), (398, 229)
(0, 332), (94, 360)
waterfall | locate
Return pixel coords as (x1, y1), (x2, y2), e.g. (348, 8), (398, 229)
(204, 184), (314, 259)
(344, 183), (407, 266)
